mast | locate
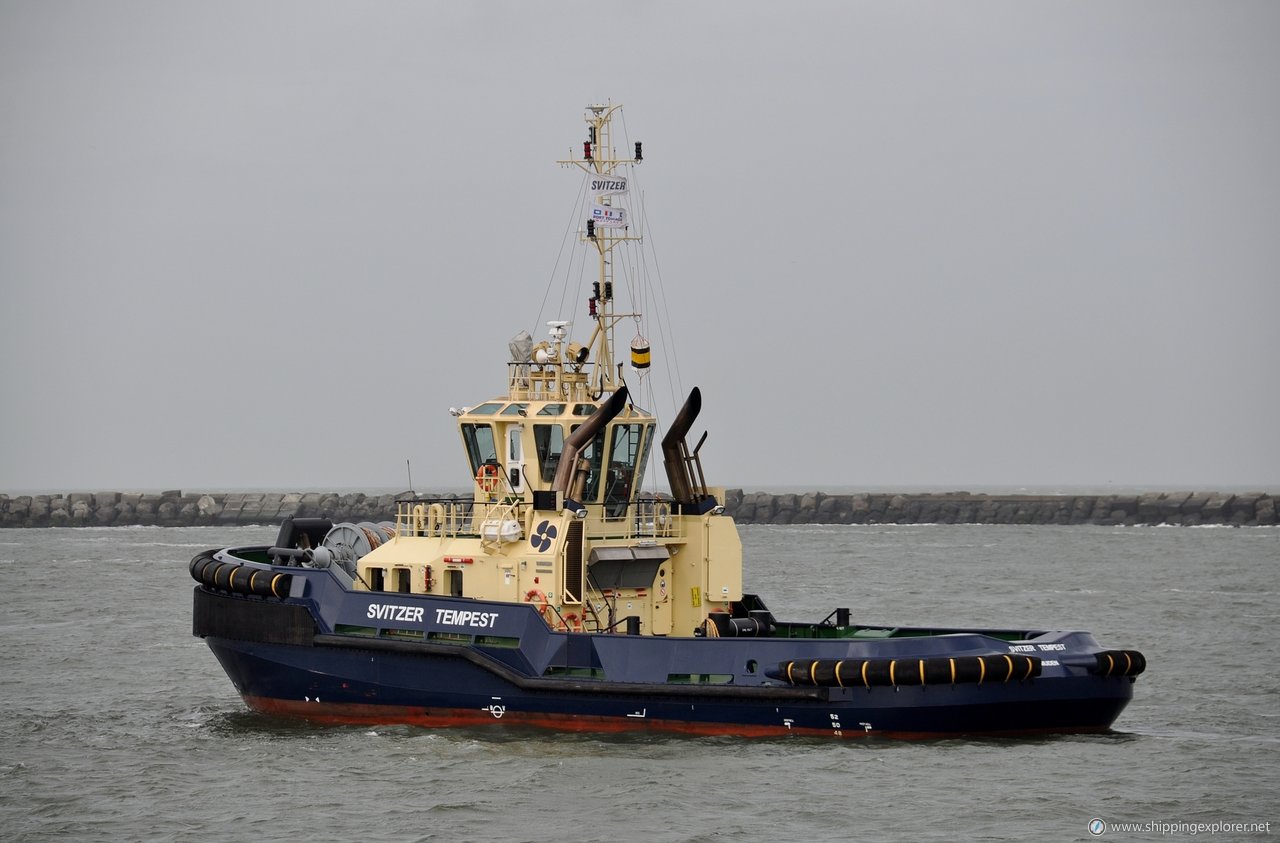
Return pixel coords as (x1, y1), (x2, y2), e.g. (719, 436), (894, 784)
(557, 103), (643, 397)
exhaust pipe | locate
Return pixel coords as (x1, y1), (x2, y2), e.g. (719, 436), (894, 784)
(551, 386), (630, 501)
(662, 386), (717, 514)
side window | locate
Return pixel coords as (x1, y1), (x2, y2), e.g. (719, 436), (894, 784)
(506, 424), (525, 492)
(461, 424), (498, 475)
(636, 424), (654, 491)
(534, 424), (566, 482)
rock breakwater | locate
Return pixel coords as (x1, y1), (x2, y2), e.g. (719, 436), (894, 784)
(0, 491), (416, 528)
(0, 489), (1274, 528)
(724, 490), (1277, 527)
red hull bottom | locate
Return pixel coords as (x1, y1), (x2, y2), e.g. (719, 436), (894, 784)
(241, 695), (1111, 740)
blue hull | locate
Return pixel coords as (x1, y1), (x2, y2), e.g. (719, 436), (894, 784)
(205, 636), (1132, 738)
(192, 549), (1139, 739)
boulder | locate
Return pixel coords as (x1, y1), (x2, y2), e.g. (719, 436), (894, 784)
(93, 491), (120, 510)
(1159, 492), (1193, 519)
(1090, 496), (1115, 520)
(1071, 496), (1096, 524)
(1201, 494), (1234, 521)
(31, 496), (51, 519)
(1181, 493), (1210, 519)
(1111, 496), (1139, 516)
(849, 494), (871, 520)
(885, 495), (908, 521)
(1229, 495), (1259, 525)
(71, 500), (91, 525)
(751, 492), (776, 521)
(795, 492), (821, 524)
(7, 496), (32, 523)
(1137, 493), (1164, 521)
(833, 496), (856, 523)
(915, 499), (942, 523)
(48, 495), (69, 518)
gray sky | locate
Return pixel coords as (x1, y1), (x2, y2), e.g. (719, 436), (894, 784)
(2, 1), (1278, 493)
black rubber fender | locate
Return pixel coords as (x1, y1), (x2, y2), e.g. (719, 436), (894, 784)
(1090, 649), (1146, 677)
(773, 654), (1042, 688)
(188, 550), (221, 582)
(189, 551), (291, 599)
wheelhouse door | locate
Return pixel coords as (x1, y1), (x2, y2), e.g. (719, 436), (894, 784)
(506, 424), (525, 495)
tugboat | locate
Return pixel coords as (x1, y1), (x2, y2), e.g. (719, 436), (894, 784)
(191, 103), (1145, 738)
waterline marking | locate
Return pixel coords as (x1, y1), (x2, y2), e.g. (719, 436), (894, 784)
(1089, 818), (1272, 836)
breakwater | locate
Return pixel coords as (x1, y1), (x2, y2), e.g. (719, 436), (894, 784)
(0, 491), (410, 529)
(724, 490), (1276, 527)
(0, 489), (1275, 528)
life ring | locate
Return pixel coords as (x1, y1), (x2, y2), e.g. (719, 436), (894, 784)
(476, 464), (502, 495)
(524, 589), (553, 625)
(432, 503), (446, 529)
(561, 612), (583, 633)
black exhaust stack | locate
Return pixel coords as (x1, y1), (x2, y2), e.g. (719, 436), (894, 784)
(662, 387), (719, 514)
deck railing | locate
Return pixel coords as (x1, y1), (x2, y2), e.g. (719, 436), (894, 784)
(506, 363), (596, 402)
(394, 495), (684, 543)
(395, 498), (488, 538)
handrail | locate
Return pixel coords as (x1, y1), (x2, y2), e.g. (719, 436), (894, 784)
(507, 362), (593, 402)
(395, 495), (684, 542)
(589, 496), (682, 541)
(396, 497), (525, 539)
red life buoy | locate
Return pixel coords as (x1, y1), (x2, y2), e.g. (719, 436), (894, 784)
(476, 464), (502, 494)
(524, 589), (553, 625)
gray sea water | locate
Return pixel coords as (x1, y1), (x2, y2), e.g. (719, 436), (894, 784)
(1, 523), (1276, 842)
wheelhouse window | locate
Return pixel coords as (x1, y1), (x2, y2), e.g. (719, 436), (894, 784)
(604, 423), (653, 514)
(534, 424), (566, 482)
(461, 424), (498, 476)
(573, 425), (608, 501)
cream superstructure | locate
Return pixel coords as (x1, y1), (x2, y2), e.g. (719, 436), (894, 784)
(355, 104), (741, 638)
